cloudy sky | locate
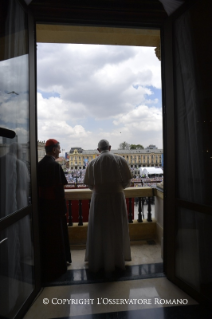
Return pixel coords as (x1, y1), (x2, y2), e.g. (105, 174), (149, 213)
(0, 55), (29, 145)
(37, 43), (162, 153)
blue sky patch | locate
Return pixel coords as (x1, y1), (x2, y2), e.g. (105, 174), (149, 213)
(76, 117), (115, 132)
(38, 89), (60, 99)
(133, 85), (162, 108)
(145, 86), (162, 108)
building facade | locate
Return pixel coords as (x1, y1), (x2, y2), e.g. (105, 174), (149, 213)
(37, 141), (46, 162)
(68, 147), (163, 170)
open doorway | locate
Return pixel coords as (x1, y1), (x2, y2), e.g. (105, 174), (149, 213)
(36, 24), (164, 277)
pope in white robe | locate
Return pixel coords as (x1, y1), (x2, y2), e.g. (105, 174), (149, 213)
(84, 139), (132, 273)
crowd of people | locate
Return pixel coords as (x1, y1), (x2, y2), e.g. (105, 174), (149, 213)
(65, 168), (86, 185)
(64, 168), (163, 188)
(133, 177), (163, 188)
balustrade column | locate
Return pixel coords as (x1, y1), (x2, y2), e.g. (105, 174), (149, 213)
(78, 200), (83, 226)
(137, 197), (143, 222)
(142, 197), (145, 220)
(147, 197), (152, 222)
(68, 200), (73, 226)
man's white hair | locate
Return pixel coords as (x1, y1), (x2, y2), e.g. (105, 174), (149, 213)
(98, 139), (110, 151)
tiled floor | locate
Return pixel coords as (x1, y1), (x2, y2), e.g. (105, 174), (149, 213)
(23, 277), (198, 319)
(69, 241), (163, 270)
(23, 243), (203, 319)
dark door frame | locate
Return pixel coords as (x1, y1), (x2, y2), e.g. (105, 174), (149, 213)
(161, 0), (211, 304)
(14, 1), (208, 318)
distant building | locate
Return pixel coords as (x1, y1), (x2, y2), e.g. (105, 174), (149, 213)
(145, 144), (158, 150)
(37, 144), (163, 177)
(68, 147), (163, 175)
(37, 141), (45, 162)
(68, 148), (98, 169)
(69, 147), (83, 153)
(56, 157), (66, 170)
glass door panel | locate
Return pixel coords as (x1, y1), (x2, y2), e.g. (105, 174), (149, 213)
(0, 214), (34, 318)
(0, 0), (31, 221)
(0, 1), (38, 318)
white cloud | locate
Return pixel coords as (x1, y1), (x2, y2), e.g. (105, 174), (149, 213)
(37, 45), (161, 118)
(109, 104), (162, 148)
(0, 93), (29, 124)
(38, 117), (92, 151)
(113, 104), (162, 130)
(0, 55), (28, 93)
(15, 127), (29, 144)
(37, 93), (87, 121)
(37, 44), (163, 151)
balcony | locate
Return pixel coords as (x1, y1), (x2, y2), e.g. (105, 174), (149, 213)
(65, 186), (164, 256)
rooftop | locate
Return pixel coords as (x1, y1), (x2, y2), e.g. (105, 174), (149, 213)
(68, 149), (163, 155)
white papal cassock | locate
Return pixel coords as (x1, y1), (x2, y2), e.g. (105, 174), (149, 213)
(84, 150), (132, 272)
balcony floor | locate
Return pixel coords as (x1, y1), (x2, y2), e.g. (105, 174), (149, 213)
(23, 198), (212, 318)
(23, 241), (206, 319)
(69, 240), (163, 270)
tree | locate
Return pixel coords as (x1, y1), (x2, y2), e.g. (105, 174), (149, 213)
(118, 141), (131, 150)
(130, 144), (144, 150)
(130, 144), (137, 149)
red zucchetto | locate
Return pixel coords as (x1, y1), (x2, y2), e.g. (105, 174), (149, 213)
(45, 139), (59, 146)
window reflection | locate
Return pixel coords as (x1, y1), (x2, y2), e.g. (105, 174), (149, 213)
(0, 141), (30, 219)
(0, 54), (31, 219)
(0, 216), (34, 318)
(0, 1), (34, 317)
